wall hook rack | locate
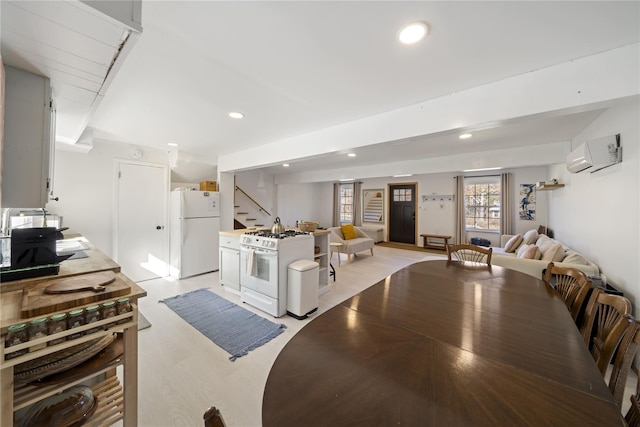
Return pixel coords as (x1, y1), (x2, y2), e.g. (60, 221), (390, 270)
(422, 194), (454, 202)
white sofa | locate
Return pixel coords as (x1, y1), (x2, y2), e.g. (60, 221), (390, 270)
(491, 229), (599, 279)
(328, 226), (375, 263)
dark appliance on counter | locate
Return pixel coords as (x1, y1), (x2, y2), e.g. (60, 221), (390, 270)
(1, 227), (72, 282)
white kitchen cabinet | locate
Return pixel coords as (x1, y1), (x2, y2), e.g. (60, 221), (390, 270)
(1, 66), (54, 208)
(219, 232), (241, 294)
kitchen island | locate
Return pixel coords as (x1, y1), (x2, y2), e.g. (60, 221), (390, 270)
(220, 228), (332, 298)
(0, 236), (146, 427)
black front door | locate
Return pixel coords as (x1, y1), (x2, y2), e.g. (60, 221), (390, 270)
(389, 184), (416, 244)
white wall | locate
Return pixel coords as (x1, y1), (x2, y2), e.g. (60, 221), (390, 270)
(48, 140), (168, 256)
(276, 182), (333, 229)
(548, 97), (639, 312)
(274, 167), (549, 245)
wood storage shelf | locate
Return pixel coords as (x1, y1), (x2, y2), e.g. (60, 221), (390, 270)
(1, 237), (146, 427)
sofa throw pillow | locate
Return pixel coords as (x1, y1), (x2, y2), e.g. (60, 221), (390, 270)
(518, 244), (541, 260)
(540, 242), (563, 262)
(563, 251), (588, 265)
(341, 224), (357, 240)
(552, 246), (566, 262)
(522, 229), (538, 245)
(536, 234), (552, 247)
(504, 234), (523, 253)
(516, 244), (530, 258)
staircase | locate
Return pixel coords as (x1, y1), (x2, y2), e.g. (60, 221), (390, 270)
(234, 185), (271, 229)
(234, 207), (267, 229)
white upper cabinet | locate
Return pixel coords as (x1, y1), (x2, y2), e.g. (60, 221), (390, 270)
(2, 66), (53, 209)
(0, 0), (142, 146)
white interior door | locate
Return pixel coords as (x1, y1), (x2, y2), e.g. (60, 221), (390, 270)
(115, 161), (168, 282)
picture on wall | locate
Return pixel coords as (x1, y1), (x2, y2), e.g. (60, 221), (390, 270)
(362, 189), (384, 223)
(519, 184), (536, 220)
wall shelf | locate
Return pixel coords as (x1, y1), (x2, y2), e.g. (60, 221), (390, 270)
(536, 183), (565, 191)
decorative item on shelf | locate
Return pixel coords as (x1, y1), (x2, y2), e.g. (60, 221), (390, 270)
(314, 246), (321, 255)
(535, 179), (564, 190)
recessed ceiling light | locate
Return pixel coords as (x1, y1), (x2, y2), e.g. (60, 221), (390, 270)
(282, 163), (290, 167)
(228, 112), (244, 119)
(459, 133), (473, 140)
(347, 153), (356, 157)
(398, 22), (428, 44)
(167, 142), (178, 147)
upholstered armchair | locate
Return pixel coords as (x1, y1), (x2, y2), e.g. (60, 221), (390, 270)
(328, 225), (374, 264)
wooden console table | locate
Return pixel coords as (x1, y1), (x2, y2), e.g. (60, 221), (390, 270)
(420, 234), (451, 251)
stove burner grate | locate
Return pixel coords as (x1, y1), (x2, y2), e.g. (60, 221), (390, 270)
(245, 230), (310, 239)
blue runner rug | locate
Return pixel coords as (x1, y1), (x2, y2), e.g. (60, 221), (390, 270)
(159, 288), (286, 361)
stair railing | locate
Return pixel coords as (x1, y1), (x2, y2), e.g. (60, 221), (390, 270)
(235, 185), (272, 217)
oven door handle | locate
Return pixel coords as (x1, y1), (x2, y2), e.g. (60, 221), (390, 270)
(241, 247), (277, 256)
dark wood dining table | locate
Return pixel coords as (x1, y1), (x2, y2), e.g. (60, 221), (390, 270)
(262, 260), (624, 426)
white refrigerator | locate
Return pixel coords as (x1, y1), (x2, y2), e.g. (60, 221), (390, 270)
(170, 190), (220, 279)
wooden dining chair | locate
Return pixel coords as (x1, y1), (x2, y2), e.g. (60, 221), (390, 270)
(542, 262), (592, 323)
(446, 244), (492, 265)
(204, 406), (227, 427)
(606, 316), (640, 413)
(581, 287), (632, 376)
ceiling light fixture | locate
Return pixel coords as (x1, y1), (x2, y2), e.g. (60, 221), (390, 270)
(459, 133), (473, 140)
(347, 153), (356, 157)
(393, 174), (413, 178)
(167, 142), (179, 147)
(462, 167), (503, 172)
(282, 163), (290, 167)
(339, 178), (354, 182)
(398, 22), (428, 44)
(228, 112), (244, 119)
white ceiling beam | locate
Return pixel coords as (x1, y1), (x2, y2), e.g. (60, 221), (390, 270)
(219, 43), (639, 173)
(273, 141), (570, 184)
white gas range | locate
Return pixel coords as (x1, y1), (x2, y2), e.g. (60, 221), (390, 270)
(239, 230), (314, 317)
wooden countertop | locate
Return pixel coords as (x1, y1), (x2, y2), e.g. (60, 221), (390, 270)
(219, 229), (253, 236)
(1, 237), (146, 330)
(219, 228), (330, 236)
(1, 237), (120, 294)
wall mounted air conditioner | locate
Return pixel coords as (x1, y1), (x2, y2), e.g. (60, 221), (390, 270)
(566, 134), (622, 173)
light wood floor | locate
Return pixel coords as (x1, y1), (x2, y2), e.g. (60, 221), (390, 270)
(130, 245), (442, 427)
(126, 245), (636, 426)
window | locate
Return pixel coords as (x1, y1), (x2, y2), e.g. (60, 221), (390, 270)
(339, 183), (354, 223)
(464, 176), (501, 231)
(392, 188), (412, 202)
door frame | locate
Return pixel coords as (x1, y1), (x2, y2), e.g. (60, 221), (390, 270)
(112, 159), (170, 277)
(387, 181), (418, 244)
